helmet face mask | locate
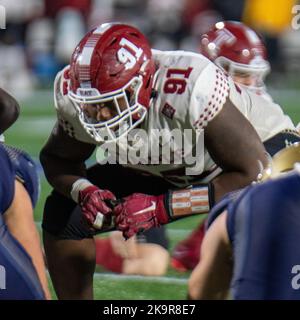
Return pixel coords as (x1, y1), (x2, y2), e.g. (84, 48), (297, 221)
(215, 55), (270, 89)
(200, 21), (270, 89)
(68, 23), (155, 143)
(69, 75), (147, 142)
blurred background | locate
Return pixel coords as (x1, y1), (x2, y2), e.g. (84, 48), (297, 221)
(1, 0), (300, 95)
(2, 0), (300, 299)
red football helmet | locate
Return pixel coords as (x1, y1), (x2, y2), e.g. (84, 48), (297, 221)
(68, 23), (156, 142)
(199, 21), (270, 88)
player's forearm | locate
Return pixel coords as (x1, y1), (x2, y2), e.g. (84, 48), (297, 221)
(212, 170), (258, 203)
(0, 89), (20, 133)
(40, 151), (87, 198)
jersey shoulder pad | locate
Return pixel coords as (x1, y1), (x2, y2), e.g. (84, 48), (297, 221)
(54, 65), (71, 111)
(190, 63), (230, 130)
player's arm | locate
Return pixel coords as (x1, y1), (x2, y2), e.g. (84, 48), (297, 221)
(205, 97), (267, 202)
(188, 211), (232, 300)
(0, 88), (20, 133)
(40, 122), (95, 197)
(40, 123), (116, 229)
(114, 64), (267, 238)
(114, 97), (268, 238)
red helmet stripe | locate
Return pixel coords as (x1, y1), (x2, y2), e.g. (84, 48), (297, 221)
(244, 28), (260, 45)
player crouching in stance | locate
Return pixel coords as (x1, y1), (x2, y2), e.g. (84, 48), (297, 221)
(188, 143), (300, 300)
(40, 23), (268, 299)
(0, 90), (50, 299)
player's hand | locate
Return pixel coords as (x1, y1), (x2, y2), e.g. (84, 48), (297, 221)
(114, 193), (169, 239)
(78, 185), (116, 230)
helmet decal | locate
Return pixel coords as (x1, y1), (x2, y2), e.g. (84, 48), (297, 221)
(199, 21), (270, 88)
(67, 23), (156, 143)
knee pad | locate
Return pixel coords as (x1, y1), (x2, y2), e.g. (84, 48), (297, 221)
(42, 190), (99, 240)
(2, 145), (40, 208)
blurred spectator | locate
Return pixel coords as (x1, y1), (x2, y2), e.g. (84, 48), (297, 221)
(0, 0), (44, 94)
(0, 0), (43, 44)
(0, 0), (298, 91)
(146, 0), (185, 49)
(212, 0), (246, 21)
(54, 8), (86, 64)
(26, 18), (59, 87)
(44, 0), (91, 19)
(180, 0), (222, 52)
(0, 43), (35, 97)
(88, 0), (114, 29)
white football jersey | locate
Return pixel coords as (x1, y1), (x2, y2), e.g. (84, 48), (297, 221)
(54, 50), (230, 186)
(54, 50), (295, 187)
(228, 81), (295, 142)
(245, 85), (274, 103)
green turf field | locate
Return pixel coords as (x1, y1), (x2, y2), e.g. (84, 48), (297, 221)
(4, 88), (300, 299)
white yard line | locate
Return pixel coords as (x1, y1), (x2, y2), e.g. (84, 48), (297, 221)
(93, 272), (188, 284)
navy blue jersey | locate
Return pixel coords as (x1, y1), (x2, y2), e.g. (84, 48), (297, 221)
(0, 144), (44, 299)
(206, 188), (247, 230)
(0, 144), (15, 215)
(1, 144), (40, 208)
(0, 214), (45, 299)
(226, 172), (300, 300)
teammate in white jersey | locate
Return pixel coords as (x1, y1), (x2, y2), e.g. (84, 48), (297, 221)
(172, 20), (300, 272)
(40, 23), (268, 299)
(199, 21), (272, 101)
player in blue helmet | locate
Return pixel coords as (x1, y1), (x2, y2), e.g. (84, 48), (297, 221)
(188, 143), (300, 300)
(0, 89), (50, 299)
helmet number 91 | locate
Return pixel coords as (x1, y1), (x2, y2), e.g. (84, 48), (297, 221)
(117, 38), (143, 70)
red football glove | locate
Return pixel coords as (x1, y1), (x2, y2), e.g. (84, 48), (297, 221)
(78, 185), (116, 230)
(114, 193), (170, 239)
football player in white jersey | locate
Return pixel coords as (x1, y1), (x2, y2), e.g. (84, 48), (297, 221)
(172, 20), (300, 272)
(40, 23), (269, 299)
(199, 21), (272, 101)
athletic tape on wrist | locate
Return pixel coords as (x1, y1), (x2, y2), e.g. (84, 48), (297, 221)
(70, 178), (94, 203)
(167, 183), (214, 218)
